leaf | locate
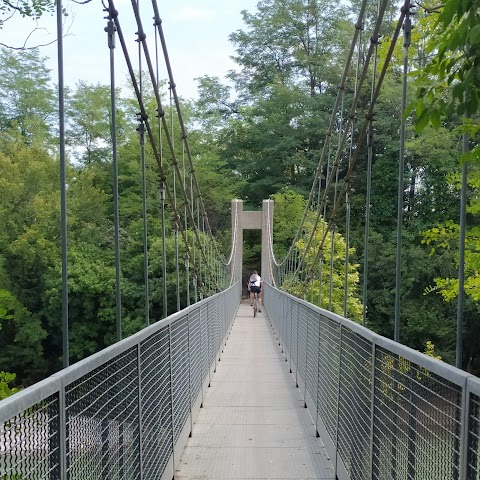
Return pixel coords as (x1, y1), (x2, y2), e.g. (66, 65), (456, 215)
(430, 109), (441, 130)
(469, 24), (480, 44)
(438, 0), (457, 27)
(415, 110), (430, 133)
(415, 98), (424, 117)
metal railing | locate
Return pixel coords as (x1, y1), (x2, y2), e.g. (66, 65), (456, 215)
(0, 284), (240, 480)
(264, 283), (480, 480)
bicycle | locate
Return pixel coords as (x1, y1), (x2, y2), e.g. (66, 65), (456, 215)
(252, 291), (261, 317)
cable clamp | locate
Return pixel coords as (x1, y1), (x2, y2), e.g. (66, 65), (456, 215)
(136, 31), (147, 42)
(403, 15), (413, 49)
(156, 108), (165, 119)
(153, 15), (163, 26)
(354, 21), (364, 31)
(181, 134), (187, 140)
(136, 112), (148, 122)
(370, 34), (380, 46)
(103, 7), (118, 19)
(400, 2), (413, 15)
(168, 81), (177, 90)
(105, 18), (117, 49)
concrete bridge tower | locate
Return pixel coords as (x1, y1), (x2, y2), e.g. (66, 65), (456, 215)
(231, 199), (274, 294)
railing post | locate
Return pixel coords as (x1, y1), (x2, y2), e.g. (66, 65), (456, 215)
(280, 292), (284, 350)
(288, 298), (293, 369)
(369, 340), (377, 480)
(168, 323), (176, 470)
(137, 343), (144, 479)
(187, 312), (193, 437)
(59, 386), (68, 480)
(304, 305), (309, 408)
(207, 302), (212, 386)
(200, 305), (205, 408)
(334, 323), (343, 479)
(295, 303), (300, 388)
(315, 312), (321, 438)
(224, 294), (227, 347)
(216, 298), (220, 365)
(459, 379), (469, 480)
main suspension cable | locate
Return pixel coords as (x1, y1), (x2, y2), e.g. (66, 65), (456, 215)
(301, 2), (409, 292)
(108, 0), (209, 300)
(269, 0), (371, 275)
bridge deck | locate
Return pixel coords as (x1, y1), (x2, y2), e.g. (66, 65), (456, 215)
(177, 301), (335, 480)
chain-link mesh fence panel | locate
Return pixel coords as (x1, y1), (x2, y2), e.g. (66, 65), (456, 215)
(317, 314), (340, 441)
(0, 393), (60, 479)
(337, 327), (372, 480)
(208, 298), (218, 367)
(306, 308), (320, 405)
(467, 390), (480, 480)
(65, 347), (140, 480)
(290, 300), (298, 373)
(278, 294), (285, 346)
(140, 325), (172, 480)
(373, 346), (462, 480)
(283, 296), (292, 364)
(297, 303), (308, 386)
(189, 309), (202, 406)
(171, 317), (190, 443)
(200, 303), (209, 385)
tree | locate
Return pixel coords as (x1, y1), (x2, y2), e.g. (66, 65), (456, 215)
(66, 82), (130, 164)
(0, 48), (55, 143)
(272, 189), (363, 320)
(229, 0), (349, 97)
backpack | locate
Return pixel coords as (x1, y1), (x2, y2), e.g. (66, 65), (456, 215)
(249, 275), (258, 286)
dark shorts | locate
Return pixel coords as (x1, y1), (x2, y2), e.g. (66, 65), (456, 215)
(250, 286), (261, 294)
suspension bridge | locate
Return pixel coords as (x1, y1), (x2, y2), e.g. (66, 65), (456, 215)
(1, 0), (480, 479)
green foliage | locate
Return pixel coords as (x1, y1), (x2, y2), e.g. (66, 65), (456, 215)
(421, 168), (480, 305)
(0, 0), (55, 21)
(271, 189), (306, 259)
(284, 214), (363, 321)
(273, 190), (363, 320)
(66, 82), (131, 164)
(413, 0), (480, 147)
(0, 371), (18, 400)
(0, 48), (55, 143)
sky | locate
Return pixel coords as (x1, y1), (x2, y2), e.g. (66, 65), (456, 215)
(2, 0), (259, 99)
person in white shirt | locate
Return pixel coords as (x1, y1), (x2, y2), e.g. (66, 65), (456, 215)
(248, 270), (262, 312)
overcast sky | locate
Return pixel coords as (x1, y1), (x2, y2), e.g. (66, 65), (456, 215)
(2, 0), (259, 99)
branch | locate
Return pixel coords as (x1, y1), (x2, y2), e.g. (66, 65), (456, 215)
(2, 0), (23, 13)
(415, 1), (445, 13)
(0, 15), (74, 50)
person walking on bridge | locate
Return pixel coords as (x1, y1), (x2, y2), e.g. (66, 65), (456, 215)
(248, 270), (262, 312)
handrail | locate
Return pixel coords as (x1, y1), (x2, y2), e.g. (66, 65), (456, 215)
(264, 283), (480, 480)
(0, 283), (240, 479)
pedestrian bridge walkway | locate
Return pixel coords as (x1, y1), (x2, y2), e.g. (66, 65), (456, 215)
(177, 301), (334, 479)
